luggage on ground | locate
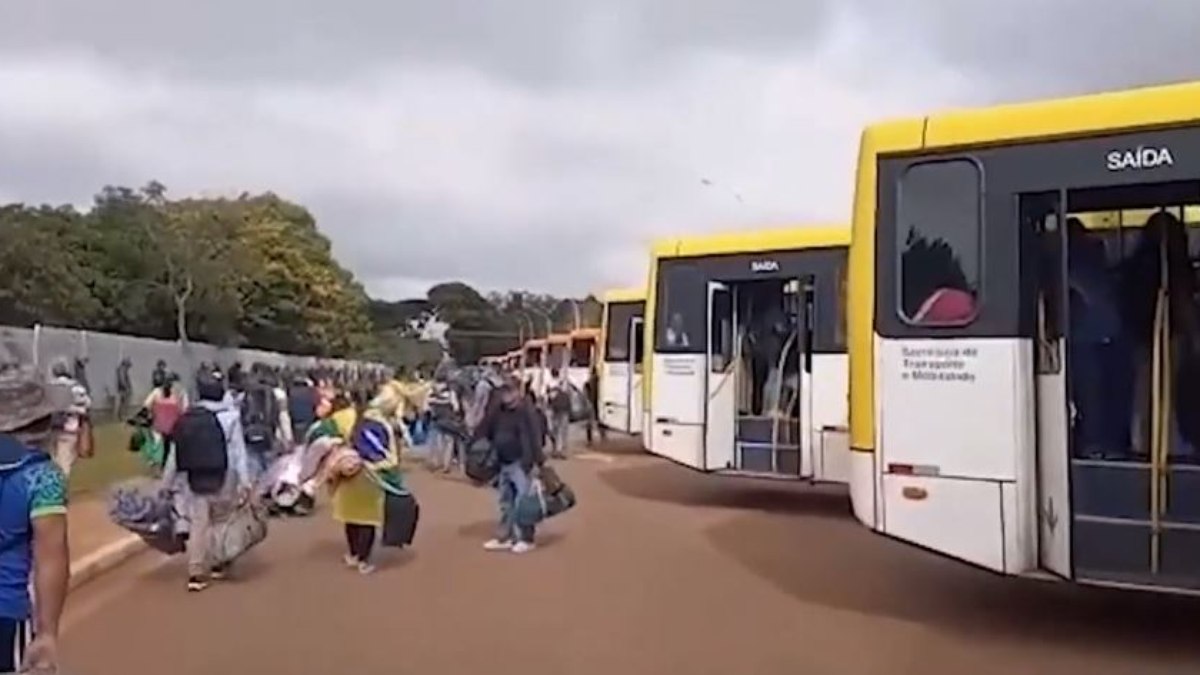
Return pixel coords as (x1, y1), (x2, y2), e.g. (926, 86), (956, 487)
(381, 490), (420, 547)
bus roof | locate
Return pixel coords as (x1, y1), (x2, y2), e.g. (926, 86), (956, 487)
(602, 287), (645, 303)
(864, 79), (1200, 154)
(652, 224), (850, 260)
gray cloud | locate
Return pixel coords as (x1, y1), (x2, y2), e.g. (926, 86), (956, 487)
(0, 0), (839, 86)
(2, 0), (1200, 302)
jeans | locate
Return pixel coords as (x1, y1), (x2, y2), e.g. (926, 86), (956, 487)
(550, 411), (571, 457)
(430, 428), (457, 470)
(246, 447), (272, 486)
(496, 462), (535, 544)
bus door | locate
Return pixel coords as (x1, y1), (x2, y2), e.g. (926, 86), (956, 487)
(1062, 184), (1200, 592)
(629, 316), (645, 435)
(1025, 191), (1072, 579)
(727, 277), (806, 476)
(705, 281), (737, 470)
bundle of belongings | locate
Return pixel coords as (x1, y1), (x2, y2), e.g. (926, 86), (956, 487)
(108, 477), (184, 555)
(108, 477), (269, 563)
(514, 465), (577, 527)
(258, 436), (339, 516)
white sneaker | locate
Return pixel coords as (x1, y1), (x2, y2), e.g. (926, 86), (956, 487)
(483, 539), (513, 552)
(511, 541), (537, 554)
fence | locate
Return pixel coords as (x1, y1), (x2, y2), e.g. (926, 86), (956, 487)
(0, 324), (386, 419)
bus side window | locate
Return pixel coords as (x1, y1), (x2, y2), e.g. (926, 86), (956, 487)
(896, 160), (982, 327)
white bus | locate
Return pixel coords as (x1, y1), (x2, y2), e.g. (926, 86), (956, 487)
(846, 78), (1200, 594)
(566, 328), (600, 391)
(599, 287), (645, 436)
(645, 226), (851, 480)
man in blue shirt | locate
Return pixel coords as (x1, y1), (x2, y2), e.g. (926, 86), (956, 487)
(0, 369), (72, 674)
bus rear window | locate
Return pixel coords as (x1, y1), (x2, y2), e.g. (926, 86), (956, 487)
(605, 302), (642, 361)
(570, 340), (592, 367)
(897, 159), (982, 327)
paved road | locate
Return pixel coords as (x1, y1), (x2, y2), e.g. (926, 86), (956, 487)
(64, 441), (1200, 674)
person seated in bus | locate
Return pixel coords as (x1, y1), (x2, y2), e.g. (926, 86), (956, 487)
(665, 312), (691, 348)
(1066, 217), (1130, 460)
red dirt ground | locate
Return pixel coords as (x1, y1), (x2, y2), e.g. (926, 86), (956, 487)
(63, 443), (1200, 675)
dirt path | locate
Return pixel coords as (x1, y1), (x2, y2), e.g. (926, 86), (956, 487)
(62, 446), (1200, 674)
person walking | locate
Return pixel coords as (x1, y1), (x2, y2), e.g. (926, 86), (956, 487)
(47, 358), (92, 479)
(426, 376), (462, 473)
(161, 370), (251, 592)
(471, 379), (544, 554)
(0, 369), (72, 674)
(544, 368), (572, 459)
(584, 365), (606, 447)
(330, 406), (400, 575)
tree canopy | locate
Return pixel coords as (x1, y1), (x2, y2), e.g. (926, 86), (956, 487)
(0, 182), (605, 367)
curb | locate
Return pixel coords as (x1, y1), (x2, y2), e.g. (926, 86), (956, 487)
(68, 535), (146, 591)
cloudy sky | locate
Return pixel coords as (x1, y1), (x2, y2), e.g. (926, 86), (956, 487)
(2, 1), (1198, 300)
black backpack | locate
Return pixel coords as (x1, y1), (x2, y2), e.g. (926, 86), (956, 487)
(287, 385), (317, 429)
(173, 406), (228, 493)
(241, 384), (278, 449)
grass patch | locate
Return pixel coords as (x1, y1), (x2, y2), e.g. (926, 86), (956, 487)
(69, 422), (151, 497)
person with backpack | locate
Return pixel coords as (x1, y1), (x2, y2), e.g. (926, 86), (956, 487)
(426, 376), (462, 473)
(161, 370), (251, 592)
(240, 372), (284, 485)
(0, 369), (73, 673)
(545, 368), (572, 459)
(287, 375), (319, 450)
(470, 378), (545, 554)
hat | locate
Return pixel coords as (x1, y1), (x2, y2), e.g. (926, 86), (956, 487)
(0, 368), (73, 433)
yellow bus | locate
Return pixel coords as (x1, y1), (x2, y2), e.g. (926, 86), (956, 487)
(599, 287), (646, 436)
(847, 79), (1200, 594)
(645, 225), (851, 479)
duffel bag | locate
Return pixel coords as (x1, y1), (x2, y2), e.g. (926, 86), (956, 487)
(464, 439), (499, 484)
(514, 476), (577, 527)
(210, 502), (269, 566)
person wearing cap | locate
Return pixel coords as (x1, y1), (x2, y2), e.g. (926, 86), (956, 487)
(0, 369), (72, 673)
(469, 377), (545, 554)
(160, 369), (252, 592)
(47, 357), (92, 479)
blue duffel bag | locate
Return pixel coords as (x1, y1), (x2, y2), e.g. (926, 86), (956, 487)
(514, 474), (577, 527)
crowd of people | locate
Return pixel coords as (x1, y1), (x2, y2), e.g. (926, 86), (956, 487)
(0, 351), (599, 672)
